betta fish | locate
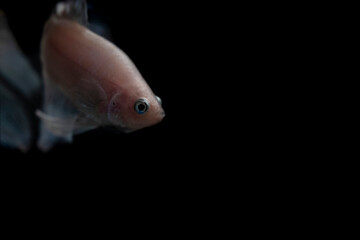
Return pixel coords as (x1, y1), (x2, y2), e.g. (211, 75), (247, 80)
(0, 0), (165, 152)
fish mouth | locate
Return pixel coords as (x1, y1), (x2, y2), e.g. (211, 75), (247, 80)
(151, 111), (165, 125)
(158, 111), (166, 120)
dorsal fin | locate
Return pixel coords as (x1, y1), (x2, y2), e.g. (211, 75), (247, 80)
(55, 0), (88, 26)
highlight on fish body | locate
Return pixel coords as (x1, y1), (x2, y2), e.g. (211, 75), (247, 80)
(0, 0), (165, 152)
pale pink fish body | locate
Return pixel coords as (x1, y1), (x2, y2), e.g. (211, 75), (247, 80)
(37, 2), (164, 150)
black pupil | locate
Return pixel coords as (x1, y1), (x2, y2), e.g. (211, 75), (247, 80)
(137, 103), (146, 112)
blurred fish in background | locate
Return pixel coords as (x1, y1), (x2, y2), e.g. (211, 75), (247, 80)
(0, 0), (164, 153)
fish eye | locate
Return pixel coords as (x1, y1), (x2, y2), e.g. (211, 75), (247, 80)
(134, 98), (149, 114)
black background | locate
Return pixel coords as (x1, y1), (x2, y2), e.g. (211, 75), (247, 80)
(0, 2), (332, 225)
(1, 1), (291, 165)
(0, 0), (224, 162)
(0, 2), (323, 220)
(0, 1), (303, 164)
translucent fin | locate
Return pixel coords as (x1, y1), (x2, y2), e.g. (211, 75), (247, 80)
(55, 1), (113, 40)
(0, 11), (41, 101)
(55, 0), (88, 26)
(36, 110), (77, 152)
(0, 10), (42, 152)
(0, 76), (32, 152)
(36, 73), (79, 152)
(36, 110), (77, 138)
(37, 67), (105, 151)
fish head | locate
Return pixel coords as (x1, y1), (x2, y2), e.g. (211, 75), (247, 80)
(107, 88), (165, 132)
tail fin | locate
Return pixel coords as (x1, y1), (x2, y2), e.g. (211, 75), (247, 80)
(0, 10), (41, 100)
(0, 73), (33, 152)
(0, 10), (41, 152)
(55, 0), (88, 26)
